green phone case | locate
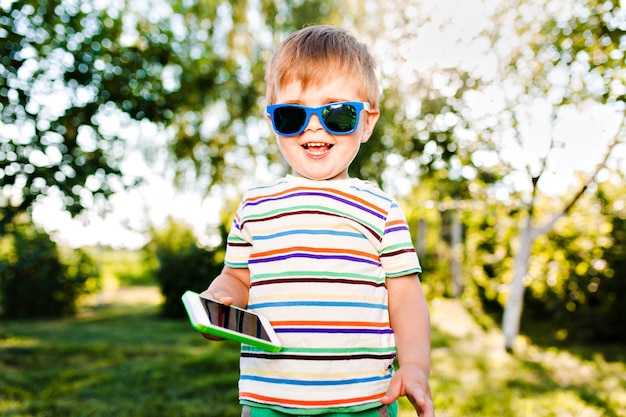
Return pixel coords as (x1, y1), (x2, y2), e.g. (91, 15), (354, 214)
(181, 291), (282, 352)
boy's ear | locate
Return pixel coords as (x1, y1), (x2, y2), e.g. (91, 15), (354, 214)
(361, 108), (380, 143)
(266, 112), (276, 136)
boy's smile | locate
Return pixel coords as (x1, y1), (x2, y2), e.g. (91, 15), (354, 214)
(270, 76), (379, 181)
(303, 142), (333, 158)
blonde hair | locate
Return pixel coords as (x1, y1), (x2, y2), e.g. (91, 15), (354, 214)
(265, 25), (381, 108)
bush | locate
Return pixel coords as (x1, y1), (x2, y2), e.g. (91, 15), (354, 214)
(0, 225), (98, 318)
(95, 247), (156, 286)
(150, 218), (225, 318)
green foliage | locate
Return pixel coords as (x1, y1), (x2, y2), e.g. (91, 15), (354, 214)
(402, 171), (510, 300)
(534, 0), (626, 105)
(1, 0), (128, 230)
(93, 247), (156, 286)
(404, 172), (626, 345)
(441, 178), (626, 344)
(0, 224), (98, 318)
(522, 182), (626, 344)
(150, 218), (225, 318)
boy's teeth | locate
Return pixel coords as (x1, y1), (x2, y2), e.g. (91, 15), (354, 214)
(304, 142), (333, 155)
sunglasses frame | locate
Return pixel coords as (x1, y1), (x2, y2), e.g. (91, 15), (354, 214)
(266, 101), (370, 137)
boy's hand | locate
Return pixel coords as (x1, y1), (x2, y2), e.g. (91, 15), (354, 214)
(380, 364), (434, 417)
(198, 266), (251, 341)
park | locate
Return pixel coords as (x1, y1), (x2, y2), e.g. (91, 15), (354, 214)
(2, 0), (626, 415)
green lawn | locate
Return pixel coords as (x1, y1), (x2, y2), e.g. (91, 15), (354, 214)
(1, 288), (624, 417)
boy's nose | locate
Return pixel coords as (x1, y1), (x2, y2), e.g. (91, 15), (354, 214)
(305, 113), (324, 132)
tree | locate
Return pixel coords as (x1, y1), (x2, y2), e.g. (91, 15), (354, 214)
(0, 0), (343, 235)
(523, 178), (626, 343)
(2, 0), (139, 230)
(476, 0), (626, 351)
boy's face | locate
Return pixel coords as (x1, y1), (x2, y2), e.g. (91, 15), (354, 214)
(269, 75), (380, 181)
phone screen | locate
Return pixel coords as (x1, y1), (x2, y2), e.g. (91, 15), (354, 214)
(200, 297), (272, 342)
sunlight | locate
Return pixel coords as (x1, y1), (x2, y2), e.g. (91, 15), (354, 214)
(24, 0), (626, 249)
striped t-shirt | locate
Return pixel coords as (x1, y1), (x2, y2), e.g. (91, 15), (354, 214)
(224, 175), (421, 414)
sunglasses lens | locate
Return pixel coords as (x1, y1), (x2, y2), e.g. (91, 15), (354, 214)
(273, 106), (307, 135)
(322, 103), (357, 133)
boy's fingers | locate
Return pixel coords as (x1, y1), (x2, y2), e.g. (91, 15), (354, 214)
(407, 388), (435, 417)
(381, 373), (435, 416)
(380, 375), (401, 404)
(200, 290), (234, 305)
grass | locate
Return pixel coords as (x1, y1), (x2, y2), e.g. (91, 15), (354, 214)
(1, 289), (625, 417)
(1, 291), (241, 417)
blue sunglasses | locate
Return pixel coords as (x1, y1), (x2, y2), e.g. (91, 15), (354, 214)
(266, 101), (370, 137)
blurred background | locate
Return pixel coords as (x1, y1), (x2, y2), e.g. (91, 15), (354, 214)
(1, 0), (625, 416)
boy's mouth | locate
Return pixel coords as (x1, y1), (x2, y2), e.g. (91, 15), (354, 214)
(303, 142), (333, 156)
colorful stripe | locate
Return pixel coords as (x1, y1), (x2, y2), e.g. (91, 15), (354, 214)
(239, 392), (385, 408)
(243, 186), (388, 216)
(251, 277), (386, 288)
(248, 301), (388, 310)
(240, 351), (396, 361)
(240, 208), (383, 241)
(254, 228), (367, 240)
(240, 374), (391, 386)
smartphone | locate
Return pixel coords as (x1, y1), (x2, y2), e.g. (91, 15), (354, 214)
(181, 290), (282, 352)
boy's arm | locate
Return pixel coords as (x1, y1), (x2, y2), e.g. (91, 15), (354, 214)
(381, 273), (435, 417)
(198, 265), (250, 341)
(201, 265), (251, 308)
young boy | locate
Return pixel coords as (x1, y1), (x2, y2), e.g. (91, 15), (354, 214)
(202, 25), (434, 417)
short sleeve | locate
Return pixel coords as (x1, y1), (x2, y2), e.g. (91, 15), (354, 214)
(380, 202), (421, 277)
(224, 203), (253, 269)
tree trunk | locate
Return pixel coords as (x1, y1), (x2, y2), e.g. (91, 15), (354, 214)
(451, 210), (463, 298)
(499, 129), (620, 352)
(502, 216), (536, 352)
